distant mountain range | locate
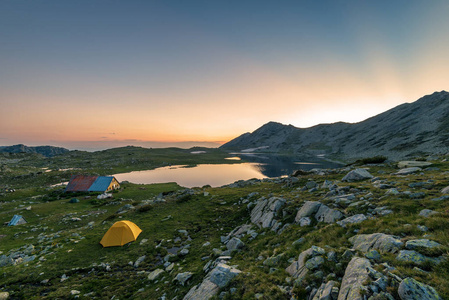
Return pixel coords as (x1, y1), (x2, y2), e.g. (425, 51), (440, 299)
(0, 144), (69, 157)
(221, 91), (449, 160)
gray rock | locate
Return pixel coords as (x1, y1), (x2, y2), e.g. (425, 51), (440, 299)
(349, 233), (403, 253)
(365, 250), (381, 261)
(179, 248), (189, 256)
(312, 280), (338, 300)
(183, 263), (241, 300)
(419, 209), (439, 217)
(398, 161), (432, 168)
(250, 197), (286, 228)
(263, 254), (283, 267)
(441, 186), (449, 194)
(395, 167), (422, 175)
(134, 255), (146, 268)
(398, 277), (442, 300)
(298, 217), (311, 227)
(337, 214), (367, 227)
(315, 204), (344, 223)
(226, 237), (244, 251)
(286, 246), (325, 281)
(406, 239), (441, 250)
(396, 250), (442, 265)
(174, 272), (193, 286)
(338, 257), (371, 300)
(305, 256), (324, 270)
(295, 201), (322, 222)
(0, 292), (9, 300)
(342, 169), (374, 182)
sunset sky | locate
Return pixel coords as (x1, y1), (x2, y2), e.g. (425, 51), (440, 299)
(1, 1), (448, 150)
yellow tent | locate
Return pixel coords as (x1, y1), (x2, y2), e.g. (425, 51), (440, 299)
(100, 220), (142, 247)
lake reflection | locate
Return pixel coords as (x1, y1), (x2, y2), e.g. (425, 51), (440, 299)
(114, 163), (267, 188)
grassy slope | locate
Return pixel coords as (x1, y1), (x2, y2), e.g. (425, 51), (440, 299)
(0, 152), (449, 299)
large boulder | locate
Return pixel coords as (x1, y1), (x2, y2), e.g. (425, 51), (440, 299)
(250, 197), (286, 228)
(338, 257), (371, 300)
(184, 263), (241, 300)
(295, 201), (322, 222)
(342, 169), (374, 182)
(315, 204), (344, 223)
(398, 277), (442, 300)
(349, 233), (403, 253)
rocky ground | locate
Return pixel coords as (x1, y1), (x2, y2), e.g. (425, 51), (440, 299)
(1, 155), (449, 299)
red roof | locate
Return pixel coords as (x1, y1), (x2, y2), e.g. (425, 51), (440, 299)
(65, 175), (98, 192)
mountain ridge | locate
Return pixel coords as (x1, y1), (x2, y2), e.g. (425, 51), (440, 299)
(0, 144), (69, 157)
(221, 91), (449, 160)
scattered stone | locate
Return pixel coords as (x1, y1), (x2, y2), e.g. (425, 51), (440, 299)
(70, 290), (80, 296)
(315, 204), (344, 223)
(179, 248), (189, 256)
(395, 167), (422, 175)
(312, 280), (338, 300)
(184, 263), (241, 300)
(250, 197), (286, 229)
(419, 209), (439, 217)
(342, 169), (374, 182)
(298, 217), (311, 227)
(174, 272), (193, 286)
(398, 277), (442, 300)
(337, 214), (367, 227)
(148, 269), (164, 281)
(417, 225), (428, 232)
(406, 239), (441, 250)
(441, 186), (449, 194)
(134, 255), (146, 268)
(226, 237), (244, 251)
(295, 201), (321, 222)
(398, 161), (432, 168)
(365, 250), (381, 261)
(0, 292), (9, 300)
(396, 250), (429, 265)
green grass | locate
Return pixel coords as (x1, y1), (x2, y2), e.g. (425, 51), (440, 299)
(1, 152), (449, 299)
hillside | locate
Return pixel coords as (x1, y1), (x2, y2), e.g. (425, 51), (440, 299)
(221, 91), (449, 160)
(0, 144), (69, 157)
(1, 152), (449, 299)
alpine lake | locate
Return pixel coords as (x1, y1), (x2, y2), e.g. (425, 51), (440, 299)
(114, 153), (344, 188)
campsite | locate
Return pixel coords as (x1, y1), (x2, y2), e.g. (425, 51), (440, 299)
(1, 148), (449, 299)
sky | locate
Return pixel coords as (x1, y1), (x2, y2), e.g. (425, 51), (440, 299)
(1, 0), (448, 150)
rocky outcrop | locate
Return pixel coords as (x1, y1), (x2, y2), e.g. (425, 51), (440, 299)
(295, 201), (344, 225)
(398, 161), (432, 168)
(315, 204), (344, 223)
(312, 280), (339, 300)
(338, 257), (371, 300)
(295, 201), (321, 222)
(286, 246), (325, 283)
(184, 263), (241, 300)
(349, 233), (403, 253)
(342, 169), (373, 182)
(250, 197), (286, 229)
(398, 277), (442, 300)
